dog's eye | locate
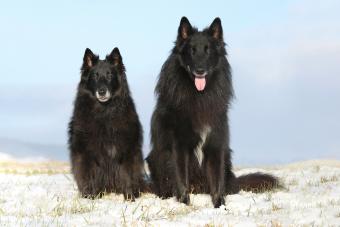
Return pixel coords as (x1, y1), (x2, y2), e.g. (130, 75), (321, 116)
(204, 45), (209, 54)
(106, 74), (112, 80)
(191, 47), (196, 55)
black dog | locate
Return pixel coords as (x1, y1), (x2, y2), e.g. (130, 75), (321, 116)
(68, 47), (145, 200)
(146, 17), (279, 208)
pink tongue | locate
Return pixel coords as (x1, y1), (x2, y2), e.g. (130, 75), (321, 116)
(194, 78), (206, 91)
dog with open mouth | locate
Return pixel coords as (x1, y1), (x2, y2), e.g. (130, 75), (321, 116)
(147, 17), (279, 208)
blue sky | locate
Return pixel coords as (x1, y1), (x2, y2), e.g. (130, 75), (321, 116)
(0, 0), (339, 165)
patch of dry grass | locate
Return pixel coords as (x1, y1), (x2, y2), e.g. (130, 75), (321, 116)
(271, 203), (282, 211)
(0, 161), (70, 175)
(50, 197), (97, 217)
(320, 175), (338, 183)
(335, 212), (340, 218)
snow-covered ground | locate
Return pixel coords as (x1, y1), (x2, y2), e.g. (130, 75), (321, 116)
(0, 160), (339, 226)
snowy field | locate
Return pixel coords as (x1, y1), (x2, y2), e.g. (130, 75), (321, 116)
(0, 160), (339, 227)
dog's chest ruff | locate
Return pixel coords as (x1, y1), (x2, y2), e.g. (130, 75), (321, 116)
(194, 125), (211, 166)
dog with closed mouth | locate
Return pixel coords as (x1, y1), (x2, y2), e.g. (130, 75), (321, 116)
(146, 17), (279, 208)
(68, 47), (145, 200)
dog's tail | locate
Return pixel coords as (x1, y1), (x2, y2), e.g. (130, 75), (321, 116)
(233, 172), (280, 193)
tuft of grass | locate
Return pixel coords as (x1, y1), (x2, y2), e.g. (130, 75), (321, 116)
(70, 199), (96, 214)
(307, 180), (320, 187)
(50, 196), (96, 217)
(204, 224), (223, 227)
(246, 204), (252, 217)
(320, 175), (338, 183)
(270, 220), (283, 227)
(288, 179), (298, 186)
(271, 203), (282, 211)
(329, 199), (340, 206)
(121, 205), (128, 227)
(51, 200), (65, 217)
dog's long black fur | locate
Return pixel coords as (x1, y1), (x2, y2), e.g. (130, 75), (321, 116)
(68, 47), (145, 201)
(146, 17), (279, 208)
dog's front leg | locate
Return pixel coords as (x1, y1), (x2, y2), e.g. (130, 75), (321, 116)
(204, 143), (226, 208)
(172, 145), (190, 205)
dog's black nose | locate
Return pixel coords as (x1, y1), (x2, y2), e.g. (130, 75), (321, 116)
(195, 68), (206, 75)
(98, 88), (106, 96)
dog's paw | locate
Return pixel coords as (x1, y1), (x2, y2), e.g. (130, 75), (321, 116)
(212, 194), (225, 208)
(177, 191), (190, 205)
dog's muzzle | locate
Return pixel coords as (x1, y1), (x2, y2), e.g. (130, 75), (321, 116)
(96, 89), (111, 102)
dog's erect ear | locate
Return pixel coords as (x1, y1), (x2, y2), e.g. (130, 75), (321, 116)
(106, 47), (122, 66)
(82, 48), (97, 69)
(208, 17), (223, 40)
(177, 17), (193, 40)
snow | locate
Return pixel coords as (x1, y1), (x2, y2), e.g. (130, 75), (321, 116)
(0, 160), (339, 226)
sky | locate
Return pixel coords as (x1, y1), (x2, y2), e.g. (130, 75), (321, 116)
(0, 0), (339, 165)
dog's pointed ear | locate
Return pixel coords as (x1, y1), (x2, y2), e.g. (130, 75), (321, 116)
(82, 48), (97, 69)
(177, 16), (193, 40)
(208, 17), (223, 40)
(106, 47), (123, 66)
